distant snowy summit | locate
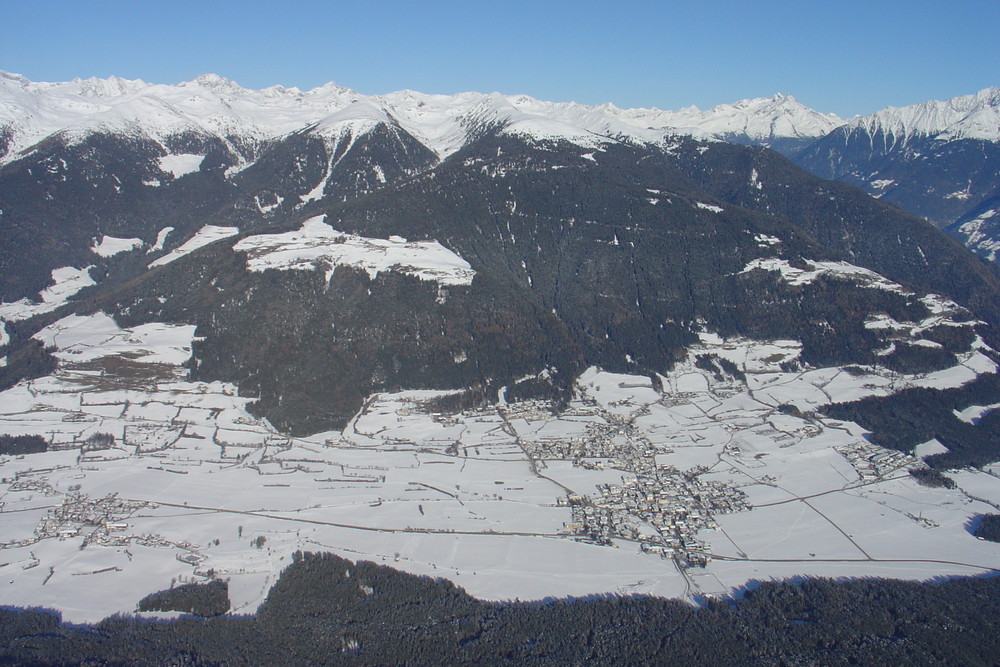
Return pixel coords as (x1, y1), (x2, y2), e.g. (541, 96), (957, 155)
(843, 87), (1000, 144)
(0, 70), (843, 163)
(660, 93), (844, 153)
(795, 86), (1000, 238)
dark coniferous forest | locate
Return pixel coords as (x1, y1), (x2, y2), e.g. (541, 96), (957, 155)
(1, 552), (999, 665)
(973, 514), (1000, 542)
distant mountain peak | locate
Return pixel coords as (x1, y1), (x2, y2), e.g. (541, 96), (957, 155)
(73, 74), (147, 97)
(735, 92), (797, 107)
(0, 70), (31, 88)
(187, 72), (243, 91)
(665, 94), (844, 144)
(847, 87), (1000, 142)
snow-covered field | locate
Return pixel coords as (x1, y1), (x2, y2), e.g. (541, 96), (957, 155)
(1, 313), (999, 623)
(148, 225), (239, 268)
(0, 267), (95, 322)
(91, 235), (143, 258)
(234, 215), (476, 286)
(158, 153), (204, 179)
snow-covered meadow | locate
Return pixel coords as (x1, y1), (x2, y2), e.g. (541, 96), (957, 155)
(234, 215), (476, 286)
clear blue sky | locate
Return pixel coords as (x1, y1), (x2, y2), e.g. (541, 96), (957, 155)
(3, 0), (998, 117)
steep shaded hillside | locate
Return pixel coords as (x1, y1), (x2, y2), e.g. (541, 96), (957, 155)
(791, 88), (1000, 261)
(0, 122), (437, 302)
(796, 130), (1000, 229)
(59, 133), (997, 434)
(0, 130), (240, 300)
(227, 121), (439, 219)
(2, 76), (1000, 445)
(665, 139), (1000, 330)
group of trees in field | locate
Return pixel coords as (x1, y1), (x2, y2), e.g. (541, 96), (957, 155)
(973, 514), (1000, 542)
(136, 580), (230, 617)
(0, 433), (47, 455)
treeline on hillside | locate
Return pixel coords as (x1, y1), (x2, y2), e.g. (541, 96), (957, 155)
(708, 269), (965, 375)
(2, 551), (1000, 665)
(909, 468), (956, 489)
(823, 372), (1000, 469)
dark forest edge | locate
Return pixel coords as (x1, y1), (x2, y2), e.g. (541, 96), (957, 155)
(973, 514), (1000, 542)
(136, 579), (230, 617)
(822, 372), (1000, 469)
(2, 551), (999, 665)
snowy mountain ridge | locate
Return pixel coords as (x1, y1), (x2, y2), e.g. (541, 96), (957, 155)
(660, 93), (844, 143)
(0, 71), (843, 163)
(844, 87), (1000, 144)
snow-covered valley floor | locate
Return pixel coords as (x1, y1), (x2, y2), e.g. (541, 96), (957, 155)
(1, 313), (999, 623)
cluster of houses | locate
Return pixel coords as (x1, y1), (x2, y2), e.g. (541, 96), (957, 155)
(498, 399), (751, 569)
(836, 443), (914, 481)
(516, 408), (652, 463)
(26, 484), (150, 547)
(6, 478), (61, 496)
(559, 465), (747, 568)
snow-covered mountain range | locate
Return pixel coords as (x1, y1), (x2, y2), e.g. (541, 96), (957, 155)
(796, 87), (1000, 251)
(843, 87), (1000, 144)
(7, 71), (1000, 259)
(0, 70), (842, 165)
(6, 70), (999, 162)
